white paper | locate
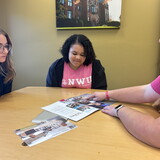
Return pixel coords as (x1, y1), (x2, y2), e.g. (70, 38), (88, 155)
(42, 101), (98, 121)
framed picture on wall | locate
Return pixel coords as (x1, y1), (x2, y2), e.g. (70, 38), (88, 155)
(56, 0), (122, 30)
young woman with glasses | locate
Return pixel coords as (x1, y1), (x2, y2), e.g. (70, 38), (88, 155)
(0, 29), (15, 96)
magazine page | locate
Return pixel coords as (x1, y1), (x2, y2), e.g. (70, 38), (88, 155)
(42, 101), (98, 121)
(32, 110), (67, 123)
(15, 116), (77, 147)
(65, 94), (116, 109)
(42, 94), (115, 121)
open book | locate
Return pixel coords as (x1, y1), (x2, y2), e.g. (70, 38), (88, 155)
(15, 115), (77, 147)
(42, 94), (115, 122)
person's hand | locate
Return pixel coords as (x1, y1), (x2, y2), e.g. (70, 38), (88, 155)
(152, 98), (160, 113)
(101, 105), (117, 117)
(86, 92), (106, 101)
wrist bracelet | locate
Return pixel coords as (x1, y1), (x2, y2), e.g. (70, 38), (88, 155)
(115, 104), (124, 117)
(106, 91), (110, 100)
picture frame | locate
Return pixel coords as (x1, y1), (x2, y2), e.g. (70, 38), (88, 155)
(56, 0), (122, 30)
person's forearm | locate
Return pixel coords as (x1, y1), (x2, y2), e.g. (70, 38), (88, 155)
(108, 86), (145, 103)
(108, 85), (158, 103)
(118, 107), (160, 148)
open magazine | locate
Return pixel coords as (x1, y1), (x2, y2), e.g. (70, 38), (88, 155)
(42, 94), (115, 122)
(15, 116), (77, 147)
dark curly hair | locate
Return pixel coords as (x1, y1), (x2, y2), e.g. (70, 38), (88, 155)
(60, 34), (96, 65)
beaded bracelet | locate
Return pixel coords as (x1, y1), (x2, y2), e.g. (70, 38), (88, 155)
(106, 91), (110, 100)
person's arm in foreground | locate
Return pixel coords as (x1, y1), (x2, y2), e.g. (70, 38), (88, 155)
(87, 84), (159, 103)
(152, 98), (160, 112)
(102, 105), (160, 148)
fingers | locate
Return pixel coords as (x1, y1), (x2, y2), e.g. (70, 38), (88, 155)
(152, 98), (160, 112)
(92, 97), (99, 101)
(101, 105), (117, 117)
(102, 106), (111, 113)
(85, 92), (106, 102)
(85, 93), (100, 101)
(152, 98), (160, 107)
(102, 107), (109, 114)
(85, 94), (95, 100)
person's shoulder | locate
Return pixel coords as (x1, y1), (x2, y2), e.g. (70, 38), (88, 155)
(50, 58), (64, 68)
(151, 75), (160, 84)
(52, 58), (64, 64)
(92, 59), (105, 73)
(157, 75), (160, 80)
(92, 59), (103, 66)
(0, 74), (4, 80)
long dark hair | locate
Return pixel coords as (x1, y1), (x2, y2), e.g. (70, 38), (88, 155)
(0, 29), (15, 83)
(61, 34), (96, 65)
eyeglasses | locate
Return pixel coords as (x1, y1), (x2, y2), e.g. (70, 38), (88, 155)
(0, 44), (12, 53)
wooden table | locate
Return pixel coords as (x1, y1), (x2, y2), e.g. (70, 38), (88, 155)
(0, 87), (159, 160)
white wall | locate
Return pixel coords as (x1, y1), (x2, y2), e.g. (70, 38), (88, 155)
(5, 0), (58, 89)
(0, 0), (7, 29)
(1, 0), (160, 90)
